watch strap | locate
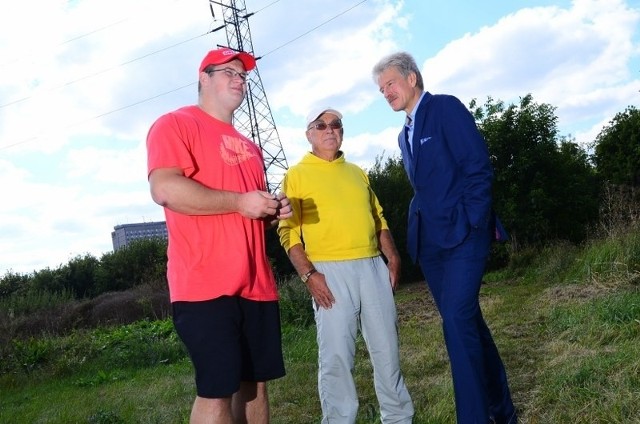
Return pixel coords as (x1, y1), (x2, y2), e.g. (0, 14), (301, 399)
(300, 267), (317, 283)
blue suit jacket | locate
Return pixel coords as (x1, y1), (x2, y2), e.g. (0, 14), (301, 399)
(399, 92), (496, 263)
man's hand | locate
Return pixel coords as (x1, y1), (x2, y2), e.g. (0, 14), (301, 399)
(378, 229), (401, 293)
(387, 258), (401, 292)
(274, 192), (293, 220)
(238, 191), (283, 219)
(306, 272), (335, 310)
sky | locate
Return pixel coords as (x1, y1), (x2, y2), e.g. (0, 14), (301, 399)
(1, 0), (639, 275)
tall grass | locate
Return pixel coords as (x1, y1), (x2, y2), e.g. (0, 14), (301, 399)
(1, 319), (186, 381)
(0, 288), (75, 316)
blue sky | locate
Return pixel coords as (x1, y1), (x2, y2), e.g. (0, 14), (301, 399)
(1, 0), (639, 275)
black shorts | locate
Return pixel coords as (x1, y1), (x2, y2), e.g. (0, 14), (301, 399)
(172, 296), (285, 398)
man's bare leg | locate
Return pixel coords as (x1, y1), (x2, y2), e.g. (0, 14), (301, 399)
(232, 381), (269, 424)
(190, 396), (233, 424)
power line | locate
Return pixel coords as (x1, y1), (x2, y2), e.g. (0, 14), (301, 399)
(0, 82), (195, 151)
(1, 0), (366, 111)
(0, 0), (370, 150)
(253, 0), (282, 14)
(0, 30), (213, 110)
(61, 19), (128, 46)
(259, 0), (368, 58)
(0, 19), (127, 69)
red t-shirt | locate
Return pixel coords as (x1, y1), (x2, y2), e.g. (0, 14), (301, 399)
(146, 105), (278, 302)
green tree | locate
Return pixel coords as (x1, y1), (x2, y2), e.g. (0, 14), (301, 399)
(592, 105), (640, 186)
(58, 254), (100, 298)
(471, 94), (600, 246)
(30, 267), (65, 294)
(28, 254), (100, 299)
(0, 271), (30, 299)
(94, 238), (167, 296)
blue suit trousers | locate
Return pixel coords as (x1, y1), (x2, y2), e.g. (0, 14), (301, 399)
(418, 227), (516, 424)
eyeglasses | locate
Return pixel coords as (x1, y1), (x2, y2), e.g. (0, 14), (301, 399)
(207, 67), (248, 82)
(307, 121), (343, 131)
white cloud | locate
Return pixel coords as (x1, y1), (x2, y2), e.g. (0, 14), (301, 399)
(65, 141), (147, 184)
(424, 0), (639, 130)
(342, 127), (401, 169)
(267, 0), (403, 118)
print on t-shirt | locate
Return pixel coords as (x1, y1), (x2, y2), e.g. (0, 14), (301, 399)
(220, 135), (257, 165)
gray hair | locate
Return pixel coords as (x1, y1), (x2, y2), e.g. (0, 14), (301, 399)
(372, 51), (424, 90)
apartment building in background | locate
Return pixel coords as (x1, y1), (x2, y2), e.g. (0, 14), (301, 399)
(111, 221), (168, 251)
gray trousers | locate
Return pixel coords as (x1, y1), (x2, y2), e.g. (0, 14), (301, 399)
(313, 256), (414, 424)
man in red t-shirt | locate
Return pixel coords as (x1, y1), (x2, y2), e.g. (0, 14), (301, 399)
(146, 48), (292, 424)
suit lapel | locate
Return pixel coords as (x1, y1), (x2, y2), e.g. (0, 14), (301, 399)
(397, 130), (414, 187)
(410, 93), (430, 178)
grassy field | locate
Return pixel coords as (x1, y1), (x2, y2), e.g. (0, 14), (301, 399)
(1, 231), (639, 423)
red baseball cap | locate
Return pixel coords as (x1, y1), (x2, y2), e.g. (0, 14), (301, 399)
(199, 48), (256, 73)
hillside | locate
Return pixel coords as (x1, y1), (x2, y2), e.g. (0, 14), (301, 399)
(1, 230), (639, 423)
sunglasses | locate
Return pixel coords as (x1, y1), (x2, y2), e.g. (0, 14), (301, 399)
(307, 121), (343, 131)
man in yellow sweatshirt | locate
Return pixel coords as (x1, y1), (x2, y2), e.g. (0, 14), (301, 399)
(278, 107), (414, 424)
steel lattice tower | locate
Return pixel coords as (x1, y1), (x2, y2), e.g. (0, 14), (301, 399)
(209, 0), (288, 193)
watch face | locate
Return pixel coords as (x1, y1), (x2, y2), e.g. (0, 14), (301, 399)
(301, 268), (315, 283)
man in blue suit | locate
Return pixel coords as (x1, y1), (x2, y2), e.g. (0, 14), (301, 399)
(372, 51), (517, 424)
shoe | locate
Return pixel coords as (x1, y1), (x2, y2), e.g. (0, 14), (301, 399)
(489, 410), (517, 424)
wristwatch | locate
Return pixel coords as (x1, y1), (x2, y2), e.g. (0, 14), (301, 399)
(300, 268), (317, 283)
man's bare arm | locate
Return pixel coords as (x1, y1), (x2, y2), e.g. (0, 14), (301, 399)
(287, 244), (335, 309)
(149, 167), (280, 219)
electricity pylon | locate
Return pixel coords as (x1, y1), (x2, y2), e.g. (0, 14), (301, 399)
(208, 0), (288, 194)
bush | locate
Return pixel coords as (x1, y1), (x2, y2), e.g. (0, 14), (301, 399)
(0, 284), (171, 350)
(278, 276), (314, 328)
(0, 271), (30, 299)
(94, 238), (167, 296)
(0, 318), (186, 378)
